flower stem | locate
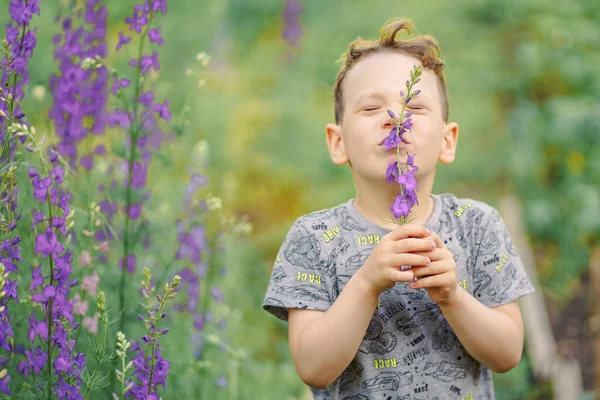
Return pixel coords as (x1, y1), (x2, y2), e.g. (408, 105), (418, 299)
(147, 295), (167, 395)
(82, 315), (108, 399)
(118, 5), (155, 335)
(46, 193), (55, 400)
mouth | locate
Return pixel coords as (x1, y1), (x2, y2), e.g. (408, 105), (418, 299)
(378, 134), (411, 148)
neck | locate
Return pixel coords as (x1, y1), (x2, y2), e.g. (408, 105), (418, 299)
(353, 172), (435, 229)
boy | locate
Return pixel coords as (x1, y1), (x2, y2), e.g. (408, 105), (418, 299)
(262, 17), (534, 400)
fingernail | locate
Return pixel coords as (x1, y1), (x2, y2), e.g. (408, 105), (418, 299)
(425, 228), (431, 235)
(425, 257), (430, 266)
(431, 241), (436, 249)
(409, 281), (417, 288)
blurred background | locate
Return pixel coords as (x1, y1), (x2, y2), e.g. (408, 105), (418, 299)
(4, 0), (600, 398)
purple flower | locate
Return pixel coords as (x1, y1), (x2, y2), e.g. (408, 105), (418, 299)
(17, 346), (47, 377)
(116, 31), (131, 51)
(281, 0), (303, 47)
(210, 287), (224, 303)
(28, 312), (48, 341)
(176, 226), (206, 264)
(382, 127), (404, 152)
(0, 318), (14, 351)
(139, 91), (155, 107)
(151, 0), (167, 13)
(49, 0), (108, 164)
(391, 193), (414, 219)
(385, 161), (398, 183)
(148, 27), (164, 46)
(216, 375), (227, 388)
(34, 227), (65, 258)
(32, 176), (52, 202)
(80, 155), (94, 170)
(119, 254), (137, 274)
(0, 374), (10, 395)
(30, 265), (44, 291)
(152, 99), (171, 121)
(125, 6), (149, 33)
(133, 52), (160, 75)
(397, 170), (418, 192)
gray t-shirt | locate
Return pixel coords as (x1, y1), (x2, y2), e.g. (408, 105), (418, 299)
(262, 193), (535, 400)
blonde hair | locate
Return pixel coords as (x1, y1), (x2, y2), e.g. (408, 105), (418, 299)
(333, 18), (448, 124)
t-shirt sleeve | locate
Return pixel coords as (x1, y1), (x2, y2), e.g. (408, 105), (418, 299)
(262, 218), (332, 321)
(472, 207), (535, 308)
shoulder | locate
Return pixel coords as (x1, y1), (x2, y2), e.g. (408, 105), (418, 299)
(437, 193), (498, 225)
(293, 200), (352, 232)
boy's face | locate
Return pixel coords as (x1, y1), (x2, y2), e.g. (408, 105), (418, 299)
(326, 51), (458, 187)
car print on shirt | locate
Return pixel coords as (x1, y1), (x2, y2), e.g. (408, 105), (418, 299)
(361, 371), (413, 392)
(284, 229), (321, 269)
(320, 236), (351, 277)
(423, 360), (469, 382)
(263, 297), (285, 308)
(384, 282), (426, 301)
(395, 304), (442, 336)
(359, 320), (398, 355)
(485, 264), (517, 303)
(271, 265), (287, 283)
(275, 285), (323, 302)
(344, 249), (371, 272)
(432, 320), (458, 352)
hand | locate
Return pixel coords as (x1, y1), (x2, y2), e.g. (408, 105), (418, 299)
(409, 231), (458, 307)
(356, 224), (435, 294)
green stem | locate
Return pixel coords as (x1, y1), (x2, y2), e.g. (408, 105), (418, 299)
(82, 316), (108, 399)
(147, 293), (168, 395)
(46, 195), (55, 400)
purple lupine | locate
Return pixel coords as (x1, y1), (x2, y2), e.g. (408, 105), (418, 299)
(0, 0), (40, 395)
(48, 0), (108, 165)
(127, 272), (178, 398)
(281, 0), (303, 47)
(0, 0), (40, 126)
(23, 156), (87, 398)
(382, 65), (423, 221)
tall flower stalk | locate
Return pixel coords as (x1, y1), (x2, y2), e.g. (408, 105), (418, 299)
(0, 0), (40, 395)
(383, 64), (423, 223)
(49, 0), (108, 166)
(116, 268), (179, 399)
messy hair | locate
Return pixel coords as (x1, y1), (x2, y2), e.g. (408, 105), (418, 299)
(333, 18), (448, 124)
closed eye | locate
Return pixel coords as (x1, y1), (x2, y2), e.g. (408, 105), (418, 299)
(361, 107), (380, 112)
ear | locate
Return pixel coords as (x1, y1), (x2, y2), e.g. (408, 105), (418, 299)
(325, 123), (349, 165)
(438, 121), (459, 165)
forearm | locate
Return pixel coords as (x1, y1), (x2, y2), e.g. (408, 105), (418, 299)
(440, 286), (523, 373)
(293, 269), (379, 388)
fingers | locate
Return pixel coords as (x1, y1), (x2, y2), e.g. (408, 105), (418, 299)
(393, 238), (436, 254)
(408, 273), (452, 289)
(389, 253), (430, 269)
(424, 231), (444, 248)
(410, 247), (447, 261)
(386, 268), (415, 283)
(411, 260), (447, 278)
(386, 224), (430, 241)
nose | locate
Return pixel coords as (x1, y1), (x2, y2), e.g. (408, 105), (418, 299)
(382, 110), (395, 129)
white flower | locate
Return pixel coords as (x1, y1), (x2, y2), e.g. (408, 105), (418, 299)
(31, 85), (46, 100)
(195, 51), (211, 67)
(206, 196), (222, 211)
